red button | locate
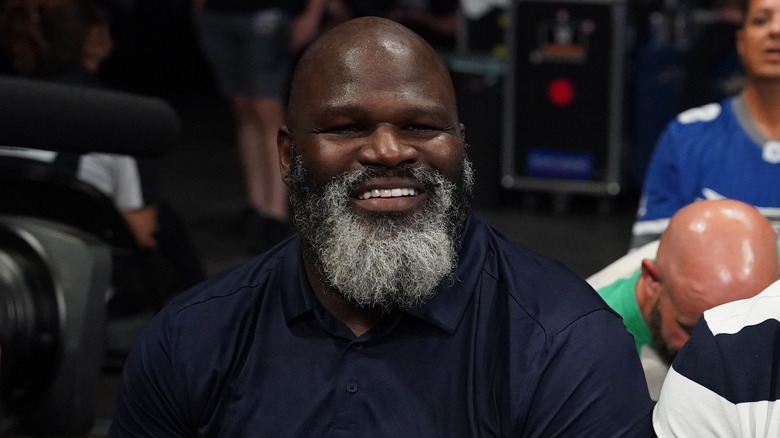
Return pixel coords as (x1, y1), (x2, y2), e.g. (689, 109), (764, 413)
(547, 77), (575, 107)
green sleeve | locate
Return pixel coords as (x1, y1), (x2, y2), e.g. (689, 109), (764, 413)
(596, 270), (653, 355)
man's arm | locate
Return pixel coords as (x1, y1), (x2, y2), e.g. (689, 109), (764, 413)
(109, 313), (190, 437)
(289, 0), (329, 51)
(122, 206), (159, 249)
(525, 309), (655, 437)
(652, 317), (740, 437)
(653, 367), (741, 437)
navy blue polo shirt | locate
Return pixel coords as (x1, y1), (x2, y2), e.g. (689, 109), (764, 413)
(110, 215), (653, 437)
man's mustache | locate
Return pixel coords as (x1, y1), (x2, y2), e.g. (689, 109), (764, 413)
(345, 165), (438, 191)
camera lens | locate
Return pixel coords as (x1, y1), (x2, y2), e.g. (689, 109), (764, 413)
(0, 224), (60, 416)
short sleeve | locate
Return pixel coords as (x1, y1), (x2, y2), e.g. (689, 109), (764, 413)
(78, 153), (145, 212)
(109, 311), (191, 437)
(523, 309), (655, 437)
(653, 319), (740, 437)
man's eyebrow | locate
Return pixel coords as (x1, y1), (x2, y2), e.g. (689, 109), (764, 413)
(318, 103), (368, 116)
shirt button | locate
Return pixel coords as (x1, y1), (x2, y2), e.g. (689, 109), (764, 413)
(345, 381), (359, 394)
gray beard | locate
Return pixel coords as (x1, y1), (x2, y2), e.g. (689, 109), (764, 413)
(289, 155), (473, 312)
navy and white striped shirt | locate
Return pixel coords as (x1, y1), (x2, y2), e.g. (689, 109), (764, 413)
(654, 279), (780, 437)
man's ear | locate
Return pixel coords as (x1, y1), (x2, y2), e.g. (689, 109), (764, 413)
(278, 125), (293, 186)
(640, 259), (661, 283)
(637, 258), (662, 319)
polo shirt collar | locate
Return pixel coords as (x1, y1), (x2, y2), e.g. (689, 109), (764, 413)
(405, 215), (483, 335)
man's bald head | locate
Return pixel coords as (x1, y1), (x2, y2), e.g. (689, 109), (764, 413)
(285, 16), (457, 131)
(657, 199), (779, 301)
(638, 199), (779, 364)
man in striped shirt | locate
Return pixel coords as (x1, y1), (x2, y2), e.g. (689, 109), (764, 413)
(653, 278), (780, 436)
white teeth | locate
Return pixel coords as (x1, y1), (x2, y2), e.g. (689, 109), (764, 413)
(358, 188), (417, 200)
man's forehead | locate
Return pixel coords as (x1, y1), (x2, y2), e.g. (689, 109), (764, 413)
(298, 44), (450, 101)
(308, 36), (437, 76)
(300, 18), (442, 75)
(288, 18), (455, 122)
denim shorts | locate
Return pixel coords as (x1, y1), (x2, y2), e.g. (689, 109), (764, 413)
(195, 8), (295, 100)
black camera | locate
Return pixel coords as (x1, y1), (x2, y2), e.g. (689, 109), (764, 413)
(0, 76), (178, 436)
(0, 215), (110, 435)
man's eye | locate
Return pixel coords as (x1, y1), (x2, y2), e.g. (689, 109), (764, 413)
(403, 125), (438, 135)
(752, 15), (769, 26)
(328, 125), (363, 135)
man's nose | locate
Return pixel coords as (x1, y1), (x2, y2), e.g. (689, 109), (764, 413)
(771, 15), (780, 35)
(357, 124), (418, 168)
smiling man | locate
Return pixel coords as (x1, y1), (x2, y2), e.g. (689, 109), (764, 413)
(109, 17), (653, 437)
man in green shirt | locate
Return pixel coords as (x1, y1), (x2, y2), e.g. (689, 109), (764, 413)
(589, 199), (780, 399)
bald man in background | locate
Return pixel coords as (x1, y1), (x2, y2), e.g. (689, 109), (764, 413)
(590, 199), (780, 399)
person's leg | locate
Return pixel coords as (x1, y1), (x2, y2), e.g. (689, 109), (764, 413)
(235, 8), (295, 238)
(200, 8), (294, 251)
(232, 94), (288, 221)
(232, 94), (266, 213)
(246, 96), (287, 220)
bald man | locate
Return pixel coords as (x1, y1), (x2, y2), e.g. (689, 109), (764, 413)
(592, 199), (780, 399)
(109, 17), (653, 436)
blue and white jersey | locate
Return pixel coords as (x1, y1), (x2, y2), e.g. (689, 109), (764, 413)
(631, 94), (780, 248)
(653, 279), (780, 437)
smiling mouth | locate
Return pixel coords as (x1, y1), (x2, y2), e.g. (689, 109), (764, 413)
(357, 188), (418, 200)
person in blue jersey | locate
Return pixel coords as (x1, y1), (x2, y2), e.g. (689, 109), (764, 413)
(109, 17), (654, 437)
(653, 278), (780, 436)
(589, 199), (780, 400)
(631, 0), (780, 249)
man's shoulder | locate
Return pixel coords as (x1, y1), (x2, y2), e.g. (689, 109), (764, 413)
(702, 279), (780, 337)
(162, 239), (298, 320)
(664, 99), (736, 139)
(587, 240), (657, 290)
(595, 273), (639, 308)
(470, 217), (616, 329)
(663, 281), (780, 415)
